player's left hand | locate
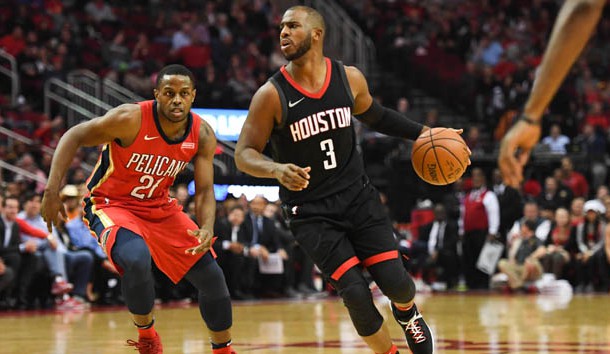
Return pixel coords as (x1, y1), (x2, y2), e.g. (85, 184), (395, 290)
(498, 120), (541, 188)
(186, 228), (214, 255)
(41, 191), (67, 233)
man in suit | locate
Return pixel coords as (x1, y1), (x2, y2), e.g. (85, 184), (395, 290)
(419, 204), (459, 290)
(0, 195), (41, 308)
(213, 205), (251, 299)
(0, 196), (18, 303)
(243, 196), (289, 297)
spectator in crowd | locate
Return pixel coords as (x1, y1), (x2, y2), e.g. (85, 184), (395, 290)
(536, 176), (573, 214)
(491, 168), (522, 244)
(507, 200), (552, 248)
(464, 125), (488, 156)
(18, 193), (73, 297)
(243, 196), (289, 297)
(461, 168), (500, 289)
(84, 0), (117, 24)
(540, 124), (570, 154)
(570, 197), (586, 225)
(471, 35), (504, 67)
(1, 195), (41, 309)
(19, 192), (93, 307)
(418, 204), (459, 290)
(213, 205), (251, 300)
(498, 219), (544, 291)
(583, 101), (609, 131)
(591, 223), (610, 292)
(15, 154), (47, 194)
(573, 124), (607, 191)
(102, 31), (131, 72)
(0, 25), (26, 57)
(171, 22), (193, 52)
(0, 195), (21, 307)
(263, 202), (302, 298)
(539, 207), (572, 280)
(560, 156), (589, 199)
(569, 199), (605, 293)
(59, 185), (118, 304)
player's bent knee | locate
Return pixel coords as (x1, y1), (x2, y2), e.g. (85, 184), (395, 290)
(369, 260), (415, 303)
(202, 296), (233, 332)
(186, 255), (230, 298)
(335, 277), (383, 336)
(111, 229), (151, 275)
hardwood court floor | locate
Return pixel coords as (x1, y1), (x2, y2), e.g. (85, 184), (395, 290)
(0, 293), (609, 354)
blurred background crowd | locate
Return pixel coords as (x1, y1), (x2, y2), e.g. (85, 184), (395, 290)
(2, 0), (610, 311)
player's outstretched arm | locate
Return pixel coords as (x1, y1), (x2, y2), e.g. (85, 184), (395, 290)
(499, 0), (605, 188)
(42, 103), (141, 231)
(235, 83), (310, 191)
(186, 121), (217, 255)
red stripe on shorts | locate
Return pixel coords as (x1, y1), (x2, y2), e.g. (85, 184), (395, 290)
(330, 256), (360, 281)
(362, 250), (399, 268)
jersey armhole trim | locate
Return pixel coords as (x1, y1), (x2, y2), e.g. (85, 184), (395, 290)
(269, 77), (288, 130)
(337, 61), (355, 107)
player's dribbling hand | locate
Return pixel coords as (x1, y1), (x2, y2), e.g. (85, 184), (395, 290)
(186, 228), (214, 255)
(41, 191), (68, 233)
(449, 128), (473, 165)
(273, 164), (311, 191)
(498, 120), (541, 188)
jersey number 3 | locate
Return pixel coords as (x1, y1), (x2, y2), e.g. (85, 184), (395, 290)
(320, 139), (337, 170)
(130, 175), (165, 199)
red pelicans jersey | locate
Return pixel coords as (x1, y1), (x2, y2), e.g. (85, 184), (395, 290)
(84, 100), (200, 212)
(82, 100), (205, 283)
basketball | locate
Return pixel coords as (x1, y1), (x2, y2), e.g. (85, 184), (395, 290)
(411, 127), (470, 185)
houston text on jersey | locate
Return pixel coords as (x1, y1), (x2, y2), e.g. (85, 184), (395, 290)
(289, 106), (351, 142)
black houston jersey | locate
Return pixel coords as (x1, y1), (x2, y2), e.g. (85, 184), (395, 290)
(269, 58), (365, 204)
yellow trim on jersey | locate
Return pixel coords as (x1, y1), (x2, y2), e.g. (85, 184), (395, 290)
(94, 209), (115, 228)
(89, 144), (116, 193)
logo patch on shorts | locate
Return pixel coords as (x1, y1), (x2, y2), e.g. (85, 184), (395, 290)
(99, 228), (112, 249)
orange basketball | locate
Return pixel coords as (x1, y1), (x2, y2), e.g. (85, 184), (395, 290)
(411, 127), (470, 185)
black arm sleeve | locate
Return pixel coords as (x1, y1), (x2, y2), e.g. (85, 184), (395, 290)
(354, 100), (424, 140)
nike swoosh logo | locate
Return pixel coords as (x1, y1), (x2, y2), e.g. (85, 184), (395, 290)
(144, 135), (159, 141)
(288, 97), (305, 108)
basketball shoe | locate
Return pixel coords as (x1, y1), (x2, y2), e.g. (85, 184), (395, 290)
(391, 303), (434, 354)
(126, 332), (163, 354)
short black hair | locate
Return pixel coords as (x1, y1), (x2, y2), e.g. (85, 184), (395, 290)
(523, 219), (538, 232)
(286, 6), (326, 35)
(2, 195), (19, 207)
(229, 205), (245, 213)
(155, 64), (196, 88)
(23, 191), (42, 203)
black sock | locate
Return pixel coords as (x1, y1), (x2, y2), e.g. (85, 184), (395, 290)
(211, 340), (232, 349)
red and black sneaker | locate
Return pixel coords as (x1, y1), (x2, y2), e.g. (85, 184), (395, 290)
(126, 332), (163, 354)
(391, 303), (434, 354)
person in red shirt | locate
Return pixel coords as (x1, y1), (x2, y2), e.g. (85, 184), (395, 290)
(41, 65), (236, 354)
(0, 26), (26, 57)
(560, 156), (589, 198)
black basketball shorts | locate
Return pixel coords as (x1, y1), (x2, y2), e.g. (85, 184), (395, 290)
(282, 177), (400, 282)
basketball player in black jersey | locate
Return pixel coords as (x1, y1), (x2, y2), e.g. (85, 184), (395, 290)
(236, 6), (467, 354)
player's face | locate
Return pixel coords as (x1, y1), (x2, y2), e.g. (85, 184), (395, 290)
(279, 11), (313, 61)
(154, 75), (196, 123)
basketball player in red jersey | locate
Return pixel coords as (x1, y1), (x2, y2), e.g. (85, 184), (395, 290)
(41, 65), (236, 354)
(499, 0), (605, 187)
(236, 6), (468, 354)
